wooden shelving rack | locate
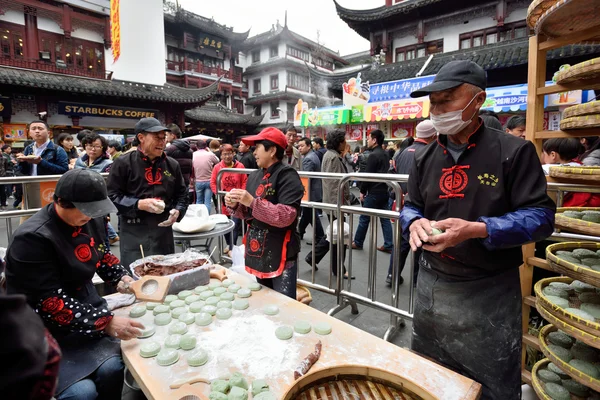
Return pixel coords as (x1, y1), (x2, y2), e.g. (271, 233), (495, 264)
(520, 16), (600, 387)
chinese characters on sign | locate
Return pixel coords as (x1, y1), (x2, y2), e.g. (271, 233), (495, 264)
(366, 100), (427, 122)
(110, 0), (120, 62)
(200, 36), (223, 49)
(369, 75), (435, 102)
(492, 95), (528, 107)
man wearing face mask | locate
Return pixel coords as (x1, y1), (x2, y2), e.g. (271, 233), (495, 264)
(400, 60), (555, 400)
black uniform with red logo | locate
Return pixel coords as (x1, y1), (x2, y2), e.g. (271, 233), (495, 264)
(243, 162), (304, 279)
(400, 121), (555, 400)
(107, 149), (188, 268)
(5, 204), (130, 395)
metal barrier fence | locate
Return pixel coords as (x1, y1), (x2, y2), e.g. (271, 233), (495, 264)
(215, 167), (411, 341)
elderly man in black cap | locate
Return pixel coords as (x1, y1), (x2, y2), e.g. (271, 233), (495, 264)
(400, 61), (555, 399)
(5, 169), (143, 399)
(107, 117), (188, 268)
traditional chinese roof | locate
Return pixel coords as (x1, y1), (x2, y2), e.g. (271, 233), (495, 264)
(185, 102), (265, 125)
(242, 25), (349, 65)
(165, 11), (250, 43)
(245, 90), (316, 106)
(244, 57), (310, 75)
(0, 66), (220, 104)
(309, 37), (600, 88)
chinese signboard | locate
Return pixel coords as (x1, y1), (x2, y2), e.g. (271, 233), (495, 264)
(200, 36), (223, 50)
(369, 75), (435, 102)
(364, 100), (429, 122)
(391, 122), (415, 138)
(58, 102), (158, 119)
(350, 106), (363, 124)
(110, 0), (120, 62)
(300, 108), (350, 127)
(481, 83), (528, 112)
(345, 124), (363, 141)
(3, 124), (27, 141)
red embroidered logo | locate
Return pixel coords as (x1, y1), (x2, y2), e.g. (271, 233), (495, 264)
(144, 167), (163, 185)
(255, 185), (265, 197)
(74, 244), (92, 262)
(94, 316), (111, 330)
(439, 165), (470, 199)
(41, 297), (64, 314)
(249, 239), (260, 252)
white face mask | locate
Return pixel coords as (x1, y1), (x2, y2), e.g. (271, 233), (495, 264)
(430, 93), (480, 136)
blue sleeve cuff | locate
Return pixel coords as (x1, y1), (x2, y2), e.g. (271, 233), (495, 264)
(400, 203), (424, 236)
(478, 207), (555, 250)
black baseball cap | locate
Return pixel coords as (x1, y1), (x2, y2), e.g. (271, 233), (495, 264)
(410, 60), (487, 98)
(55, 169), (117, 218)
(134, 117), (170, 134)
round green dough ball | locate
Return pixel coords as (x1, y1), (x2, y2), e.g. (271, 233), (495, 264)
(237, 288), (251, 298)
(544, 382), (571, 400)
(179, 312), (195, 325)
(145, 302), (160, 310)
(211, 379), (230, 394)
(294, 320), (312, 334)
(229, 372), (249, 389)
(537, 368), (561, 384)
(216, 308), (232, 320)
(217, 300), (232, 309)
(129, 304), (147, 318)
(548, 344), (573, 362)
(195, 312), (213, 326)
(137, 325), (156, 338)
(569, 359), (600, 378)
(187, 348), (208, 366)
(566, 307), (595, 321)
(581, 303), (600, 319)
(179, 334), (197, 350)
(263, 305), (279, 315)
(228, 284), (241, 293)
(221, 279), (234, 288)
(253, 392), (276, 400)
(178, 290), (193, 299)
(232, 299), (249, 310)
(314, 321), (332, 335)
(545, 295), (569, 309)
(220, 292), (235, 301)
(199, 290), (215, 301)
(228, 386), (248, 400)
(139, 341), (161, 358)
(571, 280), (596, 292)
(205, 296), (220, 306)
(275, 325), (294, 340)
(169, 299), (186, 310)
(168, 321), (188, 335)
(549, 282), (572, 291)
(154, 313), (172, 326)
(430, 227), (444, 236)
(202, 305), (217, 316)
(163, 294), (178, 304)
(171, 306), (187, 319)
(548, 362), (570, 379)
(189, 301), (206, 313)
(208, 281), (222, 290)
(165, 334), (182, 349)
(573, 249), (598, 260)
(194, 285), (209, 294)
(562, 379), (590, 397)
(248, 282), (262, 291)
(571, 341), (599, 362)
(153, 304), (170, 315)
(156, 348), (179, 366)
(251, 379), (269, 396)
(184, 294), (201, 305)
(213, 287), (227, 296)
(548, 331), (574, 349)
(208, 393), (227, 400)
(543, 286), (569, 299)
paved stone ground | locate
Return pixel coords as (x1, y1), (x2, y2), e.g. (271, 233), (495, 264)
(0, 199), (415, 399)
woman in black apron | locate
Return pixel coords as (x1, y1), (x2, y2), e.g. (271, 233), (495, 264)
(225, 128), (304, 299)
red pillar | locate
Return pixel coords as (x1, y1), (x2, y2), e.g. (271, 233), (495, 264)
(24, 13), (39, 61)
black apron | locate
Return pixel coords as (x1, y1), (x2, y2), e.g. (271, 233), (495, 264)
(120, 211), (175, 270)
(243, 163), (300, 279)
(55, 281), (121, 395)
(411, 255), (522, 400)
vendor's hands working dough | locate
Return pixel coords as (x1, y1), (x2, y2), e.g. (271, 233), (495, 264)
(409, 217), (488, 253)
(228, 189), (254, 207)
(158, 209), (180, 227)
(116, 275), (135, 294)
(105, 316), (145, 340)
(138, 198), (166, 214)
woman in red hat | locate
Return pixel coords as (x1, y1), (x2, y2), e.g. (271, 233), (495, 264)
(225, 127), (304, 298)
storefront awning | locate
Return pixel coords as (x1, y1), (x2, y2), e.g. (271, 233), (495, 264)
(300, 107), (350, 127)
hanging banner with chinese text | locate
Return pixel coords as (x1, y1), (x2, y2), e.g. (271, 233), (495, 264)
(369, 75), (434, 102)
(345, 124), (363, 141)
(364, 100), (429, 122)
(300, 107), (350, 127)
(110, 0), (121, 62)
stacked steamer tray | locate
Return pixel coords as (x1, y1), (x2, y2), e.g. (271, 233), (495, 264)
(555, 208), (600, 236)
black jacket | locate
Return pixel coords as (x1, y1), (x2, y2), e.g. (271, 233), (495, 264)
(360, 146), (389, 195)
(165, 139), (193, 186)
(237, 150), (258, 169)
(107, 149), (188, 220)
(394, 139), (430, 193)
(358, 149), (371, 173)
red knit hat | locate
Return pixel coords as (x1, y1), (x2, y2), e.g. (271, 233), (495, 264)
(242, 127), (287, 150)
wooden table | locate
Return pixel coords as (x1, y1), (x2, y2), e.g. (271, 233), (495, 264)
(115, 270), (481, 400)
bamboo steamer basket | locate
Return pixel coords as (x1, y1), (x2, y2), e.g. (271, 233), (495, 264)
(539, 324), (600, 392)
(555, 207), (600, 236)
(549, 166), (600, 182)
(563, 101), (600, 119)
(537, 302), (600, 349)
(535, 0), (600, 41)
(535, 276), (600, 338)
(560, 115), (600, 131)
(556, 57), (600, 85)
(282, 365), (438, 400)
(527, 0), (558, 30)
(531, 359), (557, 400)
(546, 242), (600, 287)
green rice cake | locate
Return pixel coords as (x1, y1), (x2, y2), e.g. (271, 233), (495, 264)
(571, 341), (600, 363)
(548, 344), (573, 362)
(583, 214), (600, 223)
(548, 331), (574, 349)
(562, 379), (590, 397)
(544, 382), (571, 400)
(545, 295), (569, 308)
(543, 287), (569, 299)
(537, 368), (562, 384)
(565, 307), (595, 321)
(548, 362), (570, 379)
(581, 303), (600, 319)
(572, 249), (598, 260)
(569, 359), (600, 379)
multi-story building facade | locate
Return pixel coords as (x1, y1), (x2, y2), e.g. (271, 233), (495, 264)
(0, 0), (218, 146)
(240, 22), (349, 127)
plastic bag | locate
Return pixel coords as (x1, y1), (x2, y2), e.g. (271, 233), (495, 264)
(325, 222), (350, 244)
(229, 244), (257, 282)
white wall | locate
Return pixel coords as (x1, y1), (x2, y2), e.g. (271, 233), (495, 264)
(0, 10), (24, 25)
(105, 0), (165, 85)
(62, 0), (110, 15)
(72, 27), (104, 43)
(37, 17), (62, 34)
